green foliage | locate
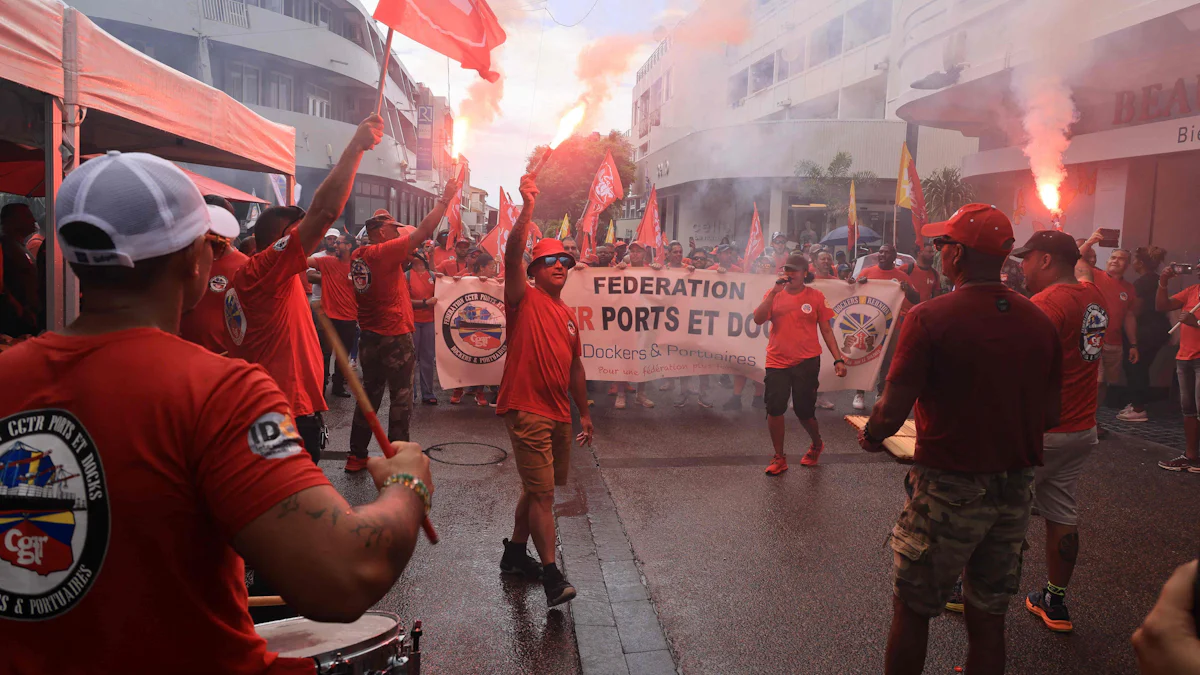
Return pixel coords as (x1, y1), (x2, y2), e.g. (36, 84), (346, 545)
(525, 130), (636, 228)
(922, 167), (975, 222)
(794, 151), (877, 231)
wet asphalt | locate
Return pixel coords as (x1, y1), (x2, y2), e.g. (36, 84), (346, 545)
(316, 380), (1198, 675)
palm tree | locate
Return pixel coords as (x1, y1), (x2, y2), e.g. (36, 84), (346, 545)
(923, 167), (975, 222)
(794, 151), (877, 234)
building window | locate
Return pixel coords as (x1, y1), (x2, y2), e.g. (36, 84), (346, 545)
(305, 83), (331, 119)
(728, 69), (749, 108)
(224, 62), (260, 105)
(750, 55), (775, 93)
(809, 16), (844, 67)
(845, 0), (891, 50)
(266, 72), (293, 111)
(664, 69), (672, 100)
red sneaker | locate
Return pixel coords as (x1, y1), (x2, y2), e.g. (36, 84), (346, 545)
(344, 456), (369, 473)
(765, 454), (788, 475)
(800, 442), (823, 466)
(450, 388), (464, 404)
(475, 390), (489, 406)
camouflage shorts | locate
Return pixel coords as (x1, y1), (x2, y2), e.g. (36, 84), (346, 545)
(890, 464), (1034, 617)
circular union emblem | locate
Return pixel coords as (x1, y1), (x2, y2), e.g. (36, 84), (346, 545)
(0, 409), (109, 621)
(224, 288), (247, 346)
(1119, 291), (1128, 302)
(567, 319), (577, 337)
(800, 303), (813, 314)
(272, 235), (290, 252)
(441, 292), (508, 365)
(831, 295), (895, 367)
(209, 275), (228, 293)
(350, 259), (372, 294)
(1080, 303), (1109, 362)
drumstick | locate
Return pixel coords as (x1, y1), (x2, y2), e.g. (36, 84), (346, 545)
(315, 311), (439, 545)
(248, 595), (285, 608)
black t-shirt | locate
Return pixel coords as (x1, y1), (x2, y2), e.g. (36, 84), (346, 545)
(1133, 272), (1171, 348)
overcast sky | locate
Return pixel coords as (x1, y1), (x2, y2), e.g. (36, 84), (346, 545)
(358, 0), (692, 202)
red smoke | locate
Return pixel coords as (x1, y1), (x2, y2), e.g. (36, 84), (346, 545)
(459, 70), (505, 126)
(575, 34), (646, 129)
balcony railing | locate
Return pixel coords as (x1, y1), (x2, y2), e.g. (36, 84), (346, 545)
(201, 0), (251, 29)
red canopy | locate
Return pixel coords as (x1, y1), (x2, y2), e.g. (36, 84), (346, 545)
(0, 160), (267, 203)
(179, 168), (268, 204)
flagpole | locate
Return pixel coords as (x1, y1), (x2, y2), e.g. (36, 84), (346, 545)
(892, 203), (898, 246)
(375, 28), (395, 115)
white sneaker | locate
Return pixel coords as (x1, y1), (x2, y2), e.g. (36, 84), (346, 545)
(816, 396), (835, 410)
(1116, 408), (1149, 422)
(852, 393), (866, 411)
(1119, 403), (1134, 414)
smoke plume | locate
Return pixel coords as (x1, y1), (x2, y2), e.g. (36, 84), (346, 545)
(459, 70), (505, 127)
(575, 34), (647, 130)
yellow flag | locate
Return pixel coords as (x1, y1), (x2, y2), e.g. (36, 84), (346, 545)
(896, 142), (914, 209)
(557, 213), (571, 240)
(605, 219), (616, 244)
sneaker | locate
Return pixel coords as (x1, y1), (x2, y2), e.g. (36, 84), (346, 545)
(799, 442), (823, 466)
(751, 396), (766, 410)
(697, 394), (714, 409)
(1120, 403), (1134, 414)
(475, 390), (489, 406)
(450, 389), (464, 404)
(499, 539), (543, 580)
(765, 454), (788, 476)
(615, 393), (627, 410)
(587, 399), (595, 407)
(945, 577), (965, 613)
(1026, 588), (1073, 632)
(344, 456), (369, 473)
(1116, 408), (1148, 422)
(722, 396), (743, 411)
(636, 393), (656, 408)
(608, 383), (619, 396)
(542, 565), (576, 607)
(422, 397), (439, 406)
(815, 396), (835, 410)
(674, 393), (689, 408)
(1159, 454), (1200, 472)
(852, 392), (866, 411)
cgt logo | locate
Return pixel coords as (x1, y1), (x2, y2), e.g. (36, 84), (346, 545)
(247, 412), (303, 460)
(442, 292), (508, 365)
(4, 528), (48, 567)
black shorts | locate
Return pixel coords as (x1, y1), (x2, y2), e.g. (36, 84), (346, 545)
(764, 358), (821, 419)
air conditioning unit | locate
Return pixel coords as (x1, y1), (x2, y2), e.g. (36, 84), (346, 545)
(777, 98), (792, 107)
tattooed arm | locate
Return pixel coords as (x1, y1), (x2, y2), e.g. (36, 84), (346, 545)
(232, 442), (432, 623)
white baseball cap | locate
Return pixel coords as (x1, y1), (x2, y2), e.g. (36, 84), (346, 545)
(56, 151), (238, 267)
(325, 228), (340, 238)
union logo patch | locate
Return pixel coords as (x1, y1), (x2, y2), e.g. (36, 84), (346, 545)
(1080, 303), (1109, 362)
(441, 292), (508, 366)
(351, 259), (372, 294)
(209, 275), (228, 293)
(224, 288), (247, 346)
(832, 295), (895, 367)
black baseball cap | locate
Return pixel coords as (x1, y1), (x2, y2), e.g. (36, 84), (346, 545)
(782, 252), (809, 271)
(1011, 230), (1081, 263)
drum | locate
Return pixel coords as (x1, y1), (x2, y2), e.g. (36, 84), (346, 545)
(256, 611), (417, 674)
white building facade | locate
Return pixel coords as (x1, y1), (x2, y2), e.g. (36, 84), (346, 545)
(630, 0), (977, 253)
(66, 0), (461, 231)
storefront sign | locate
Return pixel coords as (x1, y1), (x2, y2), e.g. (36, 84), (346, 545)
(433, 270), (904, 390)
(1114, 76), (1198, 126)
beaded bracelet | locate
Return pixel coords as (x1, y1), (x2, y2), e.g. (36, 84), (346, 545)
(382, 473), (431, 513)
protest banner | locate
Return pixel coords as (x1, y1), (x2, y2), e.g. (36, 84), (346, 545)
(434, 269), (905, 391)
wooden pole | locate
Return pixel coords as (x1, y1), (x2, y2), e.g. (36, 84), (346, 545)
(315, 310), (439, 544)
(248, 595), (285, 608)
(375, 28), (395, 116)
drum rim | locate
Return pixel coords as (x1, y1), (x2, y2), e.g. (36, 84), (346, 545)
(256, 610), (403, 662)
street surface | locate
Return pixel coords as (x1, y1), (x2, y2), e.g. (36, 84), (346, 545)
(316, 382), (1197, 674)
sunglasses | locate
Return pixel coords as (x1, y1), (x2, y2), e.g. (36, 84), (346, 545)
(534, 254), (573, 269)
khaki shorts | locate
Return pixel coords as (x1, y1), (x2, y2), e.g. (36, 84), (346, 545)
(1032, 428), (1097, 526)
(1098, 344), (1123, 383)
(504, 410), (572, 494)
(891, 464), (1034, 617)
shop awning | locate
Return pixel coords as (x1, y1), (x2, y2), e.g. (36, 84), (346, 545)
(179, 167), (268, 204)
(0, 0), (64, 98)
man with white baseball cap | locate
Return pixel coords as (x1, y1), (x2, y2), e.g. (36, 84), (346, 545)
(0, 150), (433, 673)
(180, 195), (249, 353)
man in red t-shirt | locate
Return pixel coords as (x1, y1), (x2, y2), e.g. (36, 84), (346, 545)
(907, 241), (941, 304)
(753, 253), (848, 474)
(0, 151), (433, 675)
(770, 232), (789, 272)
(431, 230), (453, 269)
(496, 174), (593, 607)
(308, 232), (358, 398)
(436, 236), (473, 276)
(345, 179), (461, 472)
(1016, 230), (1110, 633)
(860, 204), (1061, 674)
(853, 244), (921, 411)
(180, 198), (248, 354)
(1156, 267), (1200, 471)
(1076, 234), (1140, 426)
(708, 244), (744, 273)
(407, 251), (439, 406)
(228, 115), (384, 463)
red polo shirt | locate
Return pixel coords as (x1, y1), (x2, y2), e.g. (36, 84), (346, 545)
(310, 256), (357, 322)
(1032, 282), (1108, 433)
(350, 234), (414, 336)
(497, 286), (582, 424)
(761, 286), (834, 368)
(180, 247), (248, 354)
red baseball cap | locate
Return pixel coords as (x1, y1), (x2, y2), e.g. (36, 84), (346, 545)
(921, 203), (1015, 257)
(529, 238), (576, 269)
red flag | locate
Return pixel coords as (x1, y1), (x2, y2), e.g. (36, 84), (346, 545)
(373, 0), (506, 83)
(479, 187), (512, 271)
(577, 150), (625, 260)
(441, 165), (466, 251)
(634, 185), (665, 264)
(744, 202), (764, 264)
